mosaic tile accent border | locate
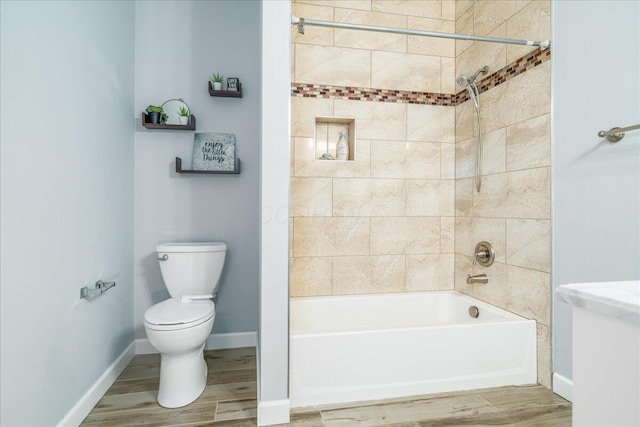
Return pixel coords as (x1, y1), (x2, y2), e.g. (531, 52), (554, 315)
(292, 47), (551, 107)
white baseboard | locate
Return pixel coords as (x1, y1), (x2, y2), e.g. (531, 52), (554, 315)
(57, 342), (135, 427)
(135, 331), (257, 355)
(553, 372), (573, 402)
(257, 399), (290, 426)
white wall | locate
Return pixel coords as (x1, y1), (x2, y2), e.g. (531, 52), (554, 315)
(134, 1), (261, 339)
(552, 0), (640, 389)
(258, 2), (291, 425)
(0, 2), (135, 425)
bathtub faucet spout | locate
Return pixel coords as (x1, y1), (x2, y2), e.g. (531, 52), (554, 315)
(467, 274), (488, 284)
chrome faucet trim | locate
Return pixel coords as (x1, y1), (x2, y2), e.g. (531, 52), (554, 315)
(467, 274), (488, 284)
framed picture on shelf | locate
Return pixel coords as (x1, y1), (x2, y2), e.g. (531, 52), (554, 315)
(227, 77), (240, 91)
(192, 133), (236, 171)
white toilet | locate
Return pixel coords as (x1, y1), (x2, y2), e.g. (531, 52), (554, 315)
(143, 242), (227, 408)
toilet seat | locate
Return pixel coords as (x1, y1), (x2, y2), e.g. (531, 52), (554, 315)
(144, 298), (215, 331)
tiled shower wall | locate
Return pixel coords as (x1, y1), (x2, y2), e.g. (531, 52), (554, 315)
(453, 0), (552, 388)
(290, 0), (458, 297)
(290, 0), (552, 388)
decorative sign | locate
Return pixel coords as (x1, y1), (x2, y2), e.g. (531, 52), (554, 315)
(227, 77), (239, 91)
(192, 133), (236, 171)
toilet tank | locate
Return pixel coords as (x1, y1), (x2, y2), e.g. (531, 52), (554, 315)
(156, 242), (227, 298)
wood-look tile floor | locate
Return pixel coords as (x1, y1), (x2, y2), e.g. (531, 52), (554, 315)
(83, 347), (572, 426)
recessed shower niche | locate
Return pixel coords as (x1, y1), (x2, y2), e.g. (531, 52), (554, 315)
(314, 117), (356, 161)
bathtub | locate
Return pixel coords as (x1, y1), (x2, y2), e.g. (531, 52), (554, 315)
(290, 291), (536, 408)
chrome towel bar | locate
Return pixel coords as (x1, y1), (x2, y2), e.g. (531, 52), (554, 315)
(80, 280), (116, 299)
(598, 124), (640, 143)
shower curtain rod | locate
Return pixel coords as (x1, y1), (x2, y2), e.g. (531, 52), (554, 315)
(291, 16), (551, 49)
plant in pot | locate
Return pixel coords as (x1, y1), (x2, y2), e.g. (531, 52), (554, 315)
(145, 105), (163, 124)
(177, 106), (190, 125)
(211, 73), (224, 91)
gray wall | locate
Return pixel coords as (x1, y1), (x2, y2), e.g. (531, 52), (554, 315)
(552, 0), (640, 383)
(0, 2), (135, 425)
(134, 1), (260, 338)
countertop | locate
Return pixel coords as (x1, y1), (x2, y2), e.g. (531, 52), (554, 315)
(555, 280), (640, 324)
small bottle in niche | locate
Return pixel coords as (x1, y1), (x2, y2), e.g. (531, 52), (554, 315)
(336, 131), (349, 161)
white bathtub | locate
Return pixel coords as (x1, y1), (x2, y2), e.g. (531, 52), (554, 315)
(290, 291), (537, 408)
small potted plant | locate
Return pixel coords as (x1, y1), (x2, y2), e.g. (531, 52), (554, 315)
(211, 73), (224, 91)
(177, 106), (190, 125)
(145, 105), (163, 124)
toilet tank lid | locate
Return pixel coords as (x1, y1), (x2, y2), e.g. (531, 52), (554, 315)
(156, 242), (227, 253)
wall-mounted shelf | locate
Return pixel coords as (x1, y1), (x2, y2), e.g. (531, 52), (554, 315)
(175, 157), (241, 174)
(208, 81), (243, 98)
(141, 113), (196, 130)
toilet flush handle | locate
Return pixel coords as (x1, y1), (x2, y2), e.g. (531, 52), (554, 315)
(178, 294), (213, 303)
(158, 254), (169, 261)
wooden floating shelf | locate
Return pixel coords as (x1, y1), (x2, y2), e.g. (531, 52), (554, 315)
(141, 113), (196, 130)
(175, 157), (241, 175)
(208, 81), (243, 98)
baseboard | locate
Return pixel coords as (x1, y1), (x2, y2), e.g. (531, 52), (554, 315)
(57, 342), (135, 427)
(257, 399), (290, 426)
(553, 372), (573, 402)
(135, 331), (257, 355)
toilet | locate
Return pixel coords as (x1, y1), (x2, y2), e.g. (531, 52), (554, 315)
(143, 242), (227, 408)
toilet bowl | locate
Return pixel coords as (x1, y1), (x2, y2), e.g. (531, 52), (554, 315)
(143, 242), (226, 408)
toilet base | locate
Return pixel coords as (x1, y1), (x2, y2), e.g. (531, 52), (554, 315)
(157, 343), (208, 408)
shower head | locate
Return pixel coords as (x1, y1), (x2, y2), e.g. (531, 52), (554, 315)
(456, 66), (489, 88)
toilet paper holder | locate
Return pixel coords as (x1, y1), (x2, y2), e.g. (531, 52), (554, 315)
(80, 280), (116, 299)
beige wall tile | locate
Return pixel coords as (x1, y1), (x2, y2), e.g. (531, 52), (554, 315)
(372, 0), (442, 19)
(371, 141), (440, 179)
(477, 81), (508, 134)
(455, 0), (475, 20)
(506, 219), (550, 272)
(371, 51), (442, 92)
(334, 100), (407, 141)
(537, 323), (552, 389)
(407, 105), (455, 142)
(406, 180), (455, 216)
(333, 255), (405, 294)
(455, 99), (476, 142)
(291, 3), (334, 46)
(290, 257), (332, 297)
(293, 217), (369, 256)
(333, 178), (405, 216)
(506, 0), (551, 63)
(297, 0), (372, 11)
(441, 217), (455, 253)
(295, 44), (371, 87)
(294, 138), (371, 178)
(370, 217), (441, 254)
(455, 7), (474, 57)
(290, 221), (294, 258)
(442, 0), (456, 20)
(456, 24), (507, 83)
(334, 8), (407, 53)
(441, 57), (456, 94)
(473, 0), (530, 37)
(406, 254), (455, 290)
(291, 97), (333, 138)
(499, 61), (551, 128)
(441, 143), (455, 179)
(455, 137), (474, 179)
(455, 177), (474, 217)
(455, 217), (506, 263)
(407, 17), (455, 58)
(475, 167), (550, 219)
(290, 177), (333, 217)
(506, 113), (550, 171)
(482, 127), (506, 175)
(454, 253), (473, 291)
